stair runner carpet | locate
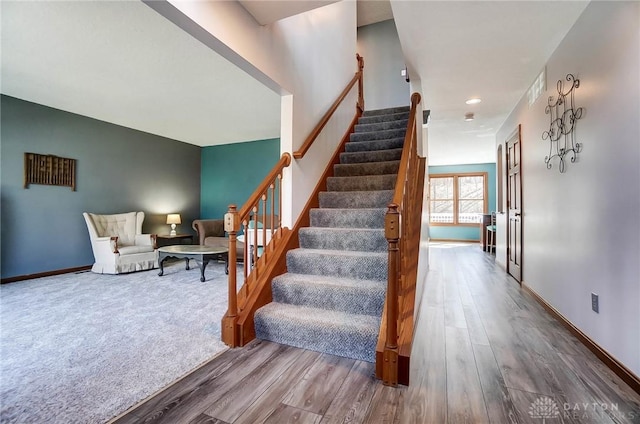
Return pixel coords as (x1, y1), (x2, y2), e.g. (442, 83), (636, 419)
(254, 105), (410, 362)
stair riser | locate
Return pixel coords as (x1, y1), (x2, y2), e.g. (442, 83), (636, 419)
(326, 175), (396, 192)
(358, 112), (409, 125)
(286, 251), (387, 281)
(350, 129), (406, 143)
(271, 279), (385, 316)
(318, 190), (393, 208)
(309, 208), (386, 228)
(254, 311), (378, 362)
(334, 161), (399, 177)
(299, 228), (387, 252)
(340, 149), (403, 164)
(354, 119), (408, 133)
(345, 138), (404, 153)
(362, 106), (410, 117)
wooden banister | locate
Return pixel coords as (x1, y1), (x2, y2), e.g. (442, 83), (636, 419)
(293, 54), (364, 159)
(380, 92), (423, 386)
(238, 153), (291, 219)
(222, 152), (291, 347)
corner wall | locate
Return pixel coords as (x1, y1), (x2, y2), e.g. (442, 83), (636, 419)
(200, 138), (279, 220)
(0, 95), (201, 279)
(357, 19), (410, 110)
(495, 2), (640, 375)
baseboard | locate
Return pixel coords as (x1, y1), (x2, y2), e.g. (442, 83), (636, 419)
(429, 238), (479, 243)
(1, 265), (92, 284)
(522, 282), (640, 395)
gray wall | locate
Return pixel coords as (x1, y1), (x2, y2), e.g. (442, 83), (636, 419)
(357, 19), (410, 110)
(1, 95), (201, 279)
(495, 2), (640, 375)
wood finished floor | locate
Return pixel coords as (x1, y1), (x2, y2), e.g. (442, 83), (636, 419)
(113, 243), (640, 424)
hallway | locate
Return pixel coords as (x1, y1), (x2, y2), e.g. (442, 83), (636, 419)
(114, 243), (640, 424)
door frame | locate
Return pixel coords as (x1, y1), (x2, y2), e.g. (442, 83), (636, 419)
(505, 125), (522, 283)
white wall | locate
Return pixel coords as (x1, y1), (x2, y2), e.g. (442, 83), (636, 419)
(153, 0), (357, 226)
(495, 1), (640, 375)
(357, 19), (410, 110)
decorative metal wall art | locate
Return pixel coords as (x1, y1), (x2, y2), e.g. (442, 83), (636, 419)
(24, 153), (76, 191)
(542, 73), (583, 173)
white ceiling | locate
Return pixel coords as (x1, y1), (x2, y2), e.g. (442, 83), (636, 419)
(1, 1), (281, 147)
(1, 0), (590, 161)
(392, 1), (590, 165)
(238, 0), (339, 25)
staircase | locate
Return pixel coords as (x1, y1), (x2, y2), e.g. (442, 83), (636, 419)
(254, 105), (410, 362)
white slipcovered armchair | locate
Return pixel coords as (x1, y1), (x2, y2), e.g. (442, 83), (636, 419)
(83, 211), (158, 274)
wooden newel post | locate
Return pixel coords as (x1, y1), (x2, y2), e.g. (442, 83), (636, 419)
(222, 204), (240, 347)
(384, 204), (400, 386)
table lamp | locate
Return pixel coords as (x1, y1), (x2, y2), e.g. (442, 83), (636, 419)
(166, 213), (181, 236)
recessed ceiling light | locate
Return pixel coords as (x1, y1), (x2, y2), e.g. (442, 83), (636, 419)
(465, 113), (475, 121)
(465, 98), (482, 105)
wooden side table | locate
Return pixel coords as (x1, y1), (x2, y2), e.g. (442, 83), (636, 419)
(156, 234), (193, 247)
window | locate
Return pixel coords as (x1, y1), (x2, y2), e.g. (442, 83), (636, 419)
(429, 172), (487, 225)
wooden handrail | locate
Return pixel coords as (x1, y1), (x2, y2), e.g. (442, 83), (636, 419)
(293, 54), (364, 159)
(381, 92), (422, 386)
(391, 92), (421, 206)
(238, 153), (291, 220)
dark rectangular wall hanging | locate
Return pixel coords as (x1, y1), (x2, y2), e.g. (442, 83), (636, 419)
(24, 153), (76, 191)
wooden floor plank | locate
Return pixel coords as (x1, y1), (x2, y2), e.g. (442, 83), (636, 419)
(463, 304), (490, 346)
(558, 352), (640, 424)
(130, 341), (287, 424)
(282, 353), (355, 415)
(263, 403), (322, 424)
(319, 361), (377, 424)
(472, 343), (519, 424)
(397, 305), (447, 424)
(204, 345), (305, 422)
(445, 326), (490, 423)
(233, 349), (321, 424)
(187, 413), (229, 424)
(362, 385), (404, 424)
(507, 388), (564, 424)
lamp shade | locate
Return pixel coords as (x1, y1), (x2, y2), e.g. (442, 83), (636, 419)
(166, 214), (181, 225)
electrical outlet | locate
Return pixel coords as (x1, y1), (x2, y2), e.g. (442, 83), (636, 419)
(591, 293), (599, 313)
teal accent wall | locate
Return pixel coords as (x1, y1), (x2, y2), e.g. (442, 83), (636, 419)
(201, 138), (280, 219)
(428, 163), (496, 241)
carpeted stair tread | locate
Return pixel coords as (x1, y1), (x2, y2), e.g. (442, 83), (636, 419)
(299, 227), (386, 252)
(318, 190), (393, 208)
(340, 149), (403, 164)
(286, 248), (387, 281)
(309, 208), (386, 228)
(354, 119), (408, 133)
(362, 106), (410, 116)
(334, 161), (400, 177)
(254, 302), (380, 362)
(327, 174), (397, 192)
(272, 273), (385, 316)
(344, 138), (404, 153)
(350, 128), (406, 142)
(357, 112), (409, 125)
